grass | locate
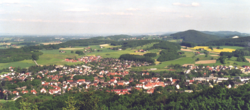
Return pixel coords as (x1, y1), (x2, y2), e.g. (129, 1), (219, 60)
(132, 57), (195, 71)
(37, 50), (83, 66)
(0, 60), (35, 70)
(0, 99), (9, 103)
(1, 43), (248, 72)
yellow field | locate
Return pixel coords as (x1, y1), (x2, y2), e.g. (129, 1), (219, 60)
(190, 46), (235, 53)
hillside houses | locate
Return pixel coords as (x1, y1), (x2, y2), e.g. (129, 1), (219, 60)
(1, 57), (250, 100)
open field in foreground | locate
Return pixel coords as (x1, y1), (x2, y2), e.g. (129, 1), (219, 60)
(195, 60), (216, 64)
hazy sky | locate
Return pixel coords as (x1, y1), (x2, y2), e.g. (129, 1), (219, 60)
(0, 0), (250, 35)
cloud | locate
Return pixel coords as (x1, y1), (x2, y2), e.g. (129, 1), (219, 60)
(126, 8), (138, 11)
(22, 4), (32, 7)
(98, 12), (133, 16)
(0, 1), (20, 5)
(65, 8), (90, 12)
(173, 2), (200, 7)
(181, 15), (193, 18)
(191, 2), (200, 7)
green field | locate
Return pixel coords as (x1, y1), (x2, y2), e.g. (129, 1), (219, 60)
(37, 50), (82, 66)
(0, 99), (13, 103)
(0, 43), (249, 72)
(0, 60), (35, 70)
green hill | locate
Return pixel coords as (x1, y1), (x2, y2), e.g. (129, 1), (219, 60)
(203, 36), (250, 47)
(170, 30), (219, 43)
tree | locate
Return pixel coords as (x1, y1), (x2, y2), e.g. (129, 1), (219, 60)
(32, 54), (39, 60)
(209, 46), (213, 50)
(20, 99), (32, 110)
(196, 58), (200, 61)
(79, 92), (99, 110)
(75, 51), (84, 55)
(63, 96), (79, 110)
(71, 51), (74, 53)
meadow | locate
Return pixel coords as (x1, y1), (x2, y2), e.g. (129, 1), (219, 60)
(0, 43), (249, 73)
(0, 60), (35, 70)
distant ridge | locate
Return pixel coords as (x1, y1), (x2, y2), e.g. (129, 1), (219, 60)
(202, 31), (250, 38)
(170, 30), (219, 43)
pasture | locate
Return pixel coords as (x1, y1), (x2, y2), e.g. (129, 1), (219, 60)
(0, 60), (35, 69)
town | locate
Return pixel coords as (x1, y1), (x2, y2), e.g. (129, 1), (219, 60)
(0, 56), (249, 101)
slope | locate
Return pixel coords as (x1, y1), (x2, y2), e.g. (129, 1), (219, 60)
(170, 30), (219, 43)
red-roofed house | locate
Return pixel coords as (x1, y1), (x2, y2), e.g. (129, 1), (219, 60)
(109, 79), (117, 84)
(31, 89), (37, 94)
(40, 88), (47, 93)
(117, 82), (124, 86)
(77, 79), (85, 85)
(22, 90), (28, 94)
(147, 88), (155, 94)
(67, 80), (74, 84)
(13, 91), (19, 95)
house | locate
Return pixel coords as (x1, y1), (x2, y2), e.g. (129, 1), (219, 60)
(67, 80), (74, 84)
(147, 88), (155, 94)
(40, 88), (47, 93)
(12, 91), (19, 95)
(216, 78), (228, 83)
(77, 79), (85, 85)
(136, 84), (143, 88)
(31, 89), (37, 94)
(22, 90), (28, 94)
(109, 79), (117, 84)
(117, 82), (124, 86)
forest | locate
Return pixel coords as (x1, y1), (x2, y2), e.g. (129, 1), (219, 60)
(170, 30), (219, 44)
(119, 54), (155, 64)
(202, 36), (250, 47)
(2, 84), (250, 110)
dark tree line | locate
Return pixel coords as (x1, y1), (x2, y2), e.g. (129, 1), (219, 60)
(143, 53), (157, 57)
(3, 84), (250, 110)
(202, 36), (250, 47)
(180, 42), (196, 47)
(119, 54), (155, 64)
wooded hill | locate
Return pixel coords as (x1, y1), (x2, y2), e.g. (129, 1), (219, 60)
(202, 31), (250, 38)
(170, 30), (219, 44)
(202, 36), (250, 47)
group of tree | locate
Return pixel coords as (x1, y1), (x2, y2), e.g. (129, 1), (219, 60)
(119, 54), (154, 64)
(202, 36), (250, 47)
(2, 83), (250, 109)
(180, 42), (196, 47)
(219, 51), (248, 63)
(143, 53), (157, 57)
(75, 50), (84, 55)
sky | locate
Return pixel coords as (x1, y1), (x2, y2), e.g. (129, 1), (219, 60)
(0, 0), (250, 35)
